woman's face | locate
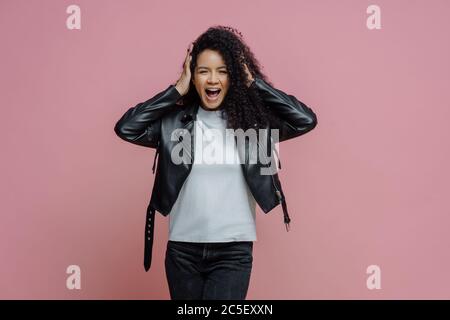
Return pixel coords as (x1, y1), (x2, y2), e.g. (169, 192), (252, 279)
(192, 49), (230, 110)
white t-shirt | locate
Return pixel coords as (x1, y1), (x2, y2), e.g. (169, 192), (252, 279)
(168, 105), (257, 242)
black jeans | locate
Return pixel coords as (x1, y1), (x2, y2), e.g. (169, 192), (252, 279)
(165, 240), (253, 300)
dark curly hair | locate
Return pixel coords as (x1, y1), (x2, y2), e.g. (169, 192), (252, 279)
(175, 25), (281, 132)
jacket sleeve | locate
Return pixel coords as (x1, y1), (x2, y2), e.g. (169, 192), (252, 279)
(250, 77), (317, 142)
(114, 84), (182, 149)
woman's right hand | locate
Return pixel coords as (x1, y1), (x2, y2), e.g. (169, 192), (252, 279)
(175, 43), (194, 96)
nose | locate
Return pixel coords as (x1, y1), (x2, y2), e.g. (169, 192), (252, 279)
(207, 72), (220, 84)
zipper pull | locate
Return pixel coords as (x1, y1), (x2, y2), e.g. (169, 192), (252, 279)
(275, 190), (282, 201)
(152, 141), (160, 174)
(283, 206), (291, 232)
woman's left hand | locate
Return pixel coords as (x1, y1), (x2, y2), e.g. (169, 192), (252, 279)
(243, 63), (255, 88)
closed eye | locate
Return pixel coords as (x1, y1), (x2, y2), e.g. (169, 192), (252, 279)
(199, 70), (228, 74)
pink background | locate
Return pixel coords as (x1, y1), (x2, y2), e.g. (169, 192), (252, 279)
(1, 0), (449, 299)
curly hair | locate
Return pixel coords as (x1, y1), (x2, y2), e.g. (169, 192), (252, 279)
(176, 25), (281, 132)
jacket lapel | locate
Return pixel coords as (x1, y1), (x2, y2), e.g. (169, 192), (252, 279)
(179, 102), (199, 165)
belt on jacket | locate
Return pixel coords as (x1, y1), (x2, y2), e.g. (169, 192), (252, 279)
(143, 145), (159, 271)
(144, 204), (156, 272)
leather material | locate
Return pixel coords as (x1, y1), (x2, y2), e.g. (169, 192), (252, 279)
(114, 77), (317, 271)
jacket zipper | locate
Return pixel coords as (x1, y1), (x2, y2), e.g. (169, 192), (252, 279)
(152, 140), (160, 174)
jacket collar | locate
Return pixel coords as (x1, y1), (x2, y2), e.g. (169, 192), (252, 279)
(180, 101), (199, 127)
(180, 101), (227, 126)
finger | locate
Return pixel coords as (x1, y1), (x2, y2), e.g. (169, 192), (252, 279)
(185, 44), (191, 58)
(184, 52), (190, 68)
(187, 43), (193, 55)
(187, 52), (192, 65)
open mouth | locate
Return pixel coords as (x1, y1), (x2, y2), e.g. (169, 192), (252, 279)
(205, 88), (221, 100)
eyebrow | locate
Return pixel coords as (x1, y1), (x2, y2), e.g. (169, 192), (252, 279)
(197, 66), (227, 70)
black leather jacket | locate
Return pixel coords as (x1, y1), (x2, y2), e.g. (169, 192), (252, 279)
(114, 77), (317, 271)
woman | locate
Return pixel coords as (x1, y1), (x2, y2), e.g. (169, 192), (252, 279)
(114, 25), (317, 300)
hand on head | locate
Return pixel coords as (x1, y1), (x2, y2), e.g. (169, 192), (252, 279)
(175, 43), (194, 96)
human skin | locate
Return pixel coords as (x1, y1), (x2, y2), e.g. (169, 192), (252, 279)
(175, 43), (254, 110)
